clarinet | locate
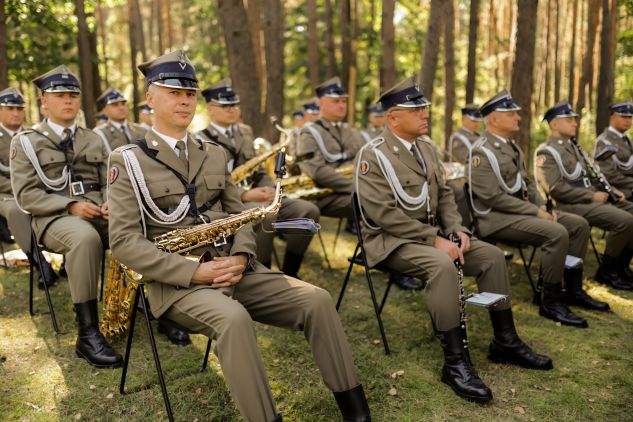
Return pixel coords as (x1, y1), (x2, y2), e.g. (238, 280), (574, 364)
(571, 137), (619, 204)
(447, 232), (468, 353)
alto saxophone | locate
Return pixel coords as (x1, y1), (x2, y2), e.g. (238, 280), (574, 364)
(101, 154), (287, 337)
(231, 131), (292, 185)
(282, 163), (354, 200)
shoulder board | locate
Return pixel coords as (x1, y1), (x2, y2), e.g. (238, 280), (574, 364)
(18, 129), (34, 135)
(112, 144), (138, 154)
(366, 137), (385, 150)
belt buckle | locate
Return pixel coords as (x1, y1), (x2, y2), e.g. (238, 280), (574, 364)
(70, 181), (85, 196)
(213, 234), (228, 247)
(583, 177), (591, 188)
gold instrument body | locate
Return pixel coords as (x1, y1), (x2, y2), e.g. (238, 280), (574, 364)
(282, 163), (354, 200)
(442, 162), (465, 182)
(231, 135), (291, 185)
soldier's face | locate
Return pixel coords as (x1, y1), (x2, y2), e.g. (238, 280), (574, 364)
(147, 85), (196, 130)
(139, 112), (153, 126)
(207, 103), (240, 126)
(103, 101), (129, 123)
(0, 105), (26, 130)
(42, 92), (81, 125)
(610, 114), (632, 132)
(551, 116), (577, 137)
(462, 116), (481, 132)
(304, 112), (320, 122)
(491, 111), (520, 133)
(319, 97), (347, 122)
(388, 106), (429, 137)
(369, 114), (385, 128)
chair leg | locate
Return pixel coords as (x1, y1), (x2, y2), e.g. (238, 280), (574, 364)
(120, 284), (141, 395)
(29, 249), (35, 316)
(378, 277), (394, 315)
(332, 217), (344, 254)
(518, 247), (538, 298)
(336, 244), (360, 310)
(362, 265), (390, 355)
(201, 338), (212, 372)
(29, 229), (60, 334)
(589, 233), (602, 266)
(317, 232), (332, 270)
(99, 249), (106, 302)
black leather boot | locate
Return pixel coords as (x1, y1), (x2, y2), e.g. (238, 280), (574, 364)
(157, 318), (191, 345)
(594, 254), (633, 291)
(281, 251), (304, 278)
(488, 309), (553, 370)
(564, 268), (609, 311)
(437, 327), (492, 403)
(31, 250), (58, 289)
(617, 247), (633, 281)
(344, 220), (358, 235)
(333, 384), (371, 422)
(539, 283), (588, 328)
(389, 273), (423, 290)
(74, 299), (122, 368)
(0, 218), (14, 243)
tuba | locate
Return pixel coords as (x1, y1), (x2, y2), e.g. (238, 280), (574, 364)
(101, 153), (288, 337)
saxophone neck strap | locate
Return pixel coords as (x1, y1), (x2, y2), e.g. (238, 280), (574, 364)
(203, 128), (239, 164)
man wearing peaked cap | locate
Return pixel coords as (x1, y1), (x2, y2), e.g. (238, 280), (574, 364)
(536, 102), (633, 293)
(468, 90), (593, 328)
(593, 100), (633, 201)
(447, 103), (482, 164)
(196, 78), (320, 281)
(301, 97), (320, 123)
(10, 65), (120, 367)
(360, 104), (385, 143)
(0, 88), (58, 288)
(108, 51), (370, 422)
(355, 77), (552, 404)
(93, 87), (147, 153)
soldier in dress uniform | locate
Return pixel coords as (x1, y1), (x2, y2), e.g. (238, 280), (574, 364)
(535, 101), (633, 293)
(108, 51), (370, 422)
(196, 79), (320, 278)
(138, 101), (154, 131)
(355, 77), (552, 404)
(360, 104), (385, 143)
(0, 88), (57, 287)
(94, 113), (108, 127)
(10, 65), (121, 367)
(93, 87), (147, 153)
(301, 97), (320, 124)
(593, 101), (633, 202)
(468, 90), (592, 328)
(448, 103), (482, 164)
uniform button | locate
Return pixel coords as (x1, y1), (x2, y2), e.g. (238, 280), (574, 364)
(164, 187), (170, 193)
(50, 157), (54, 161)
(217, 182), (222, 187)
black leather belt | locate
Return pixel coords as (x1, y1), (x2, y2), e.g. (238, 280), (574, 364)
(569, 177), (592, 188)
(46, 182), (101, 196)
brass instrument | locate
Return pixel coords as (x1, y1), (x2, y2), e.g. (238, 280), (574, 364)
(442, 162), (465, 182)
(282, 163), (354, 200)
(101, 154), (288, 337)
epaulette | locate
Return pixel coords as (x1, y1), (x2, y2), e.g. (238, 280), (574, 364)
(112, 144), (137, 154)
(364, 137), (385, 151)
(472, 137), (487, 150)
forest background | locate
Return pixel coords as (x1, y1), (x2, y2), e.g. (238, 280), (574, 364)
(1, 0), (632, 159)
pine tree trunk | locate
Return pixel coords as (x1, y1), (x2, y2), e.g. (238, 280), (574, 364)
(88, 22), (101, 102)
(324, 0), (337, 78)
(339, 0), (352, 89)
(510, 0), (538, 158)
(160, 0), (171, 51)
(246, 0), (265, 110)
(262, 0), (284, 141)
(596, 0), (618, 134)
(128, 0), (141, 122)
(380, 0), (396, 90)
(568, 0), (578, 104)
(576, 0), (600, 114)
(465, 0), (480, 104)
(133, 0), (146, 61)
(0, 0), (8, 90)
(156, 0), (163, 53)
(307, 0), (320, 90)
(347, 0), (357, 125)
(553, 0), (561, 102)
(443, 0), (456, 152)
(74, 0), (96, 128)
(96, 3), (109, 86)
(419, 0), (445, 137)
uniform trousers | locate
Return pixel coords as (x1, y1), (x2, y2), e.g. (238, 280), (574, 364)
(380, 238), (511, 331)
(164, 264), (359, 422)
(0, 197), (32, 254)
(559, 200), (633, 257)
(41, 216), (107, 303)
(317, 193), (354, 220)
(488, 211), (589, 286)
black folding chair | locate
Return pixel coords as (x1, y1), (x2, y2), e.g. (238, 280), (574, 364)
(588, 227), (602, 266)
(120, 283), (212, 422)
(336, 192), (393, 355)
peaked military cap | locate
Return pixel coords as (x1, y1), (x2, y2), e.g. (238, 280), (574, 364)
(315, 77), (348, 98)
(543, 101), (578, 123)
(292, 110), (304, 119)
(202, 78), (240, 105)
(301, 98), (320, 114)
(478, 89), (521, 117)
(138, 50), (198, 90)
(96, 87), (126, 111)
(461, 103), (482, 121)
(609, 101), (633, 117)
(0, 88), (25, 108)
(378, 76), (430, 110)
(368, 104), (384, 116)
(95, 113), (108, 123)
(138, 101), (153, 114)
(32, 65), (81, 93)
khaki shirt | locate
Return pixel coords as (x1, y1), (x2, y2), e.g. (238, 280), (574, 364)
(297, 118), (364, 193)
(94, 120), (147, 152)
(10, 121), (108, 241)
(355, 129), (468, 267)
(448, 127), (479, 164)
(594, 127), (633, 198)
(108, 130), (256, 317)
(468, 131), (543, 237)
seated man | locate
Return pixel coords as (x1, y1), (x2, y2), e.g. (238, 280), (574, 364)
(356, 77), (552, 404)
(196, 79), (320, 278)
(448, 103), (482, 164)
(535, 102), (633, 292)
(468, 90), (592, 328)
(360, 104), (385, 143)
(11, 65), (120, 367)
(108, 51), (370, 422)
(94, 87), (147, 153)
(0, 87), (57, 287)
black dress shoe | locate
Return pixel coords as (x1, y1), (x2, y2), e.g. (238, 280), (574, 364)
(539, 283), (588, 328)
(503, 250), (514, 260)
(564, 268), (609, 312)
(158, 318), (191, 346)
(74, 300), (122, 368)
(389, 273), (423, 290)
(0, 218), (14, 244)
(488, 309), (553, 370)
(33, 251), (58, 290)
(344, 220), (358, 235)
(333, 384), (371, 422)
(594, 255), (633, 291)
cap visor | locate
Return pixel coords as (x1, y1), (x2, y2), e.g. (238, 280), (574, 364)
(153, 79), (199, 90)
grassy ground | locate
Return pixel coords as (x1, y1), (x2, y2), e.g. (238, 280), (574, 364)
(1, 219), (632, 421)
